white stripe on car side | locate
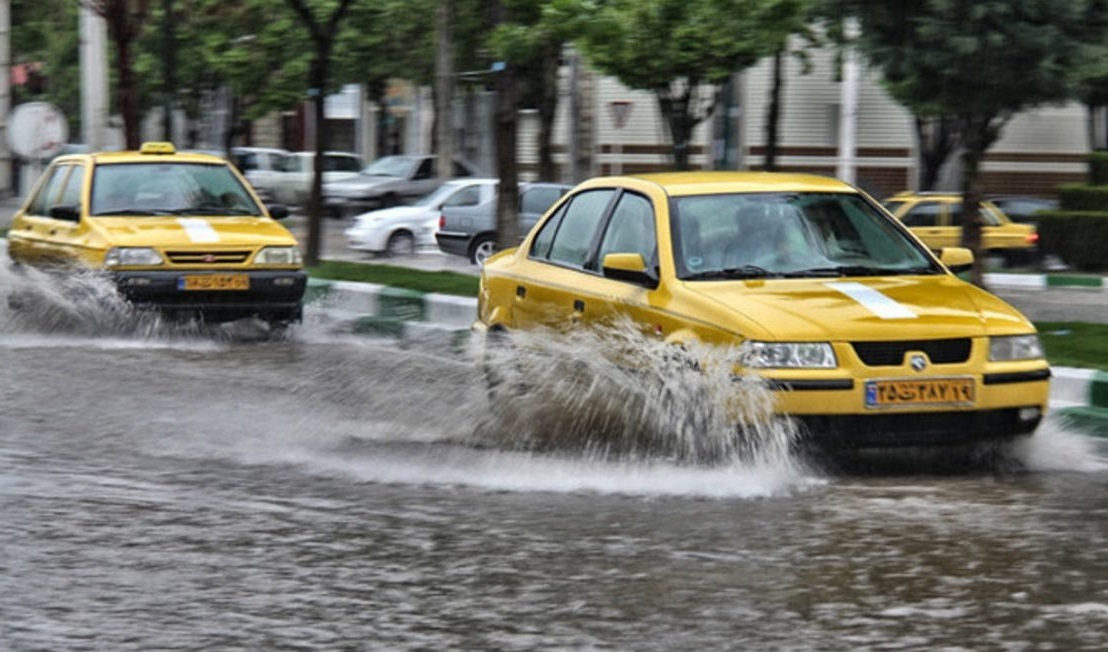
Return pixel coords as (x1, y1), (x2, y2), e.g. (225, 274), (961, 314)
(826, 281), (917, 319)
(176, 218), (221, 243)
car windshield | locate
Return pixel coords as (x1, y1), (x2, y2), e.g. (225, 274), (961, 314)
(90, 162), (263, 216)
(361, 156), (415, 177)
(671, 192), (940, 280)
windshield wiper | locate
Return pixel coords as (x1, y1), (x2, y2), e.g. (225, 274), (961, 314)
(172, 206), (260, 216)
(92, 208), (176, 216)
(783, 265), (894, 278)
(684, 265), (776, 280)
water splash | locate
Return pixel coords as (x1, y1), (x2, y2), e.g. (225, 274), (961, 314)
(0, 263), (287, 343)
(467, 319), (803, 468)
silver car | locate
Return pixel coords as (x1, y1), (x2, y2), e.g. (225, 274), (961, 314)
(323, 154), (483, 219)
(435, 182), (571, 265)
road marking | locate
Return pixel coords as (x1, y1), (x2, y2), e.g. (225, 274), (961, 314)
(827, 281), (917, 319)
(177, 218), (220, 243)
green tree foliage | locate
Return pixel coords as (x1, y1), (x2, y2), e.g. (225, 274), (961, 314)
(10, 0), (81, 133)
(576, 0), (806, 170)
(849, 0), (1086, 283)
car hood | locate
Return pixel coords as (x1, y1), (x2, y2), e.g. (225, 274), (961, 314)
(90, 216), (300, 248)
(324, 175), (397, 192)
(350, 205), (434, 224)
(684, 275), (1032, 341)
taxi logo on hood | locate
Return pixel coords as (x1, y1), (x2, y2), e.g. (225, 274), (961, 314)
(910, 354), (928, 372)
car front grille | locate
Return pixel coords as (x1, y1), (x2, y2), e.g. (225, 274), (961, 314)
(850, 338), (972, 366)
(166, 250), (252, 265)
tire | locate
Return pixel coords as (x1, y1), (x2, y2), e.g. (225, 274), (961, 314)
(385, 230), (416, 257)
(470, 235), (498, 266)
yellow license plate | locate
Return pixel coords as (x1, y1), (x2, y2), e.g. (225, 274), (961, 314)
(179, 274), (250, 291)
(864, 377), (975, 408)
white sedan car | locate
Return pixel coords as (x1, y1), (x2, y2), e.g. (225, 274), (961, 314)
(344, 178), (498, 257)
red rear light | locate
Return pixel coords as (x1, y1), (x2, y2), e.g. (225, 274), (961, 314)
(1027, 232), (1039, 244)
(438, 213), (445, 229)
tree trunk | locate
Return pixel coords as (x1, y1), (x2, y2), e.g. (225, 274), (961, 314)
(916, 116), (957, 191)
(434, 2), (454, 180)
(764, 47), (785, 172)
(494, 63), (520, 251)
(536, 41), (560, 181)
(657, 90), (694, 171)
(958, 140), (986, 287)
(305, 57), (328, 267)
(116, 32), (140, 149)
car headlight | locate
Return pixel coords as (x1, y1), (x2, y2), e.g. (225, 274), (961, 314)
(741, 341), (837, 369)
(255, 246), (303, 266)
(989, 334), (1044, 361)
(104, 247), (164, 268)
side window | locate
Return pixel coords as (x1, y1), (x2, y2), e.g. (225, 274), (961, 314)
(27, 165), (70, 216)
(547, 190), (615, 268)
(597, 192), (656, 264)
(530, 203), (566, 260)
(415, 159), (434, 180)
(900, 202), (941, 227)
(452, 161), (473, 177)
(58, 165), (85, 209)
(521, 186), (564, 215)
(443, 185), (481, 207)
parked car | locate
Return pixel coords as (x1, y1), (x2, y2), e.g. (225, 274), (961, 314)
(6, 141), (306, 327)
(436, 181), (571, 265)
(986, 194), (1059, 224)
(323, 154), (483, 219)
(231, 146), (290, 203)
(344, 178), (498, 257)
(881, 191), (1039, 266)
(475, 172), (1050, 450)
(264, 150), (364, 207)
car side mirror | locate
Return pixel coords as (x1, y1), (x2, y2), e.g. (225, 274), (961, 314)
(49, 204), (81, 222)
(266, 203), (290, 220)
(602, 252), (659, 288)
(939, 247), (974, 274)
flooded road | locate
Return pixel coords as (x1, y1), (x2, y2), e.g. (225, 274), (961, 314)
(3, 285), (1108, 650)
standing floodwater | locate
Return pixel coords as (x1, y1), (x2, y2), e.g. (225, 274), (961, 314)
(2, 267), (1108, 650)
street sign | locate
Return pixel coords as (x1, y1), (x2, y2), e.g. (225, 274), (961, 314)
(8, 102), (69, 160)
(609, 101), (633, 130)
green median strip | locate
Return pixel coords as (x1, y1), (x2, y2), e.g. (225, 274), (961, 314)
(1045, 274), (1105, 288)
(308, 259), (479, 297)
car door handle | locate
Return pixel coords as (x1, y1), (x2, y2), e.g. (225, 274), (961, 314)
(516, 285), (526, 298)
(573, 299), (585, 313)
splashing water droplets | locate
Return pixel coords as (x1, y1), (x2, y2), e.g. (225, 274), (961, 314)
(470, 319), (802, 467)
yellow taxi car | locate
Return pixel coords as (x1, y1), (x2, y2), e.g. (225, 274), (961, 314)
(882, 191), (1039, 266)
(476, 172), (1051, 449)
(7, 142), (306, 326)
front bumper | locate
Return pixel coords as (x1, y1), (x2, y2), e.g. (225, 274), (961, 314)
(112, 269), (308, 323)
(757, 366), (1051, 448)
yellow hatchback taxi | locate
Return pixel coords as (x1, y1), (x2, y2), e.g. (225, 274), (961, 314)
(882, 191), (1039, 267)
(476, 172), (1051, 448)
(7, 142), (306, 326)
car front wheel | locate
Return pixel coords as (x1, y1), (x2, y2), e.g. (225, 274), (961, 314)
(470, 235), (498, 266)
(386, 230), (416, 257)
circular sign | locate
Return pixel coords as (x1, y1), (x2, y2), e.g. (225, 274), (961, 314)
(8, 102), (70, 160)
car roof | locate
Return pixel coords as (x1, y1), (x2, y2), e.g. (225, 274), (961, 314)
(56, 148), (228, 166)
(607, 171), (857, 196)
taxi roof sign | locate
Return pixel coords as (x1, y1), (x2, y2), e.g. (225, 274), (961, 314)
(140, 141), (176, 155)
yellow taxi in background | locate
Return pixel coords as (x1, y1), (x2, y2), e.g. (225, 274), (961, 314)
(882, 191), (1039, 266)
(7, 142), (306, 326)
(476, 172), (1051, 449)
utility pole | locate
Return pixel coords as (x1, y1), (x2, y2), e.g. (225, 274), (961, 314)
(80, 5), (110, 151)
(434, 1), (454, 181)
(1, 0), (11, 196)
(162, 0), (176, 141)
(836, 18), (860, 185)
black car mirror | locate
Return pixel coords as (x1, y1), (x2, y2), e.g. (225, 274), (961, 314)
(602, 252), (659, 288)
(49, 204), (81, 222)
(266, 203), (290, 220)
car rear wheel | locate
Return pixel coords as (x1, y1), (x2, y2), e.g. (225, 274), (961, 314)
(386, 230), (416, 257)
(470, 235), (498, 266)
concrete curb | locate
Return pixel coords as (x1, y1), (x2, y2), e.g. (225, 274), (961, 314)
(986, 272), (1108, 291)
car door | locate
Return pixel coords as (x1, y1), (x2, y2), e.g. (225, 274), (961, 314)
(510, 188), (616, 329)
(898, 200), (952, 251)
(9, 162), (88, 266)
(403, 157), (438, 201)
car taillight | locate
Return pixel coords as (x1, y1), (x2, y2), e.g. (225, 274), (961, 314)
(1027, 232), (1039, 244)
(438, 213), (445, 229)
